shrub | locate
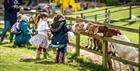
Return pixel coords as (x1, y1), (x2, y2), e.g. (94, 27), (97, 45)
(106, 0), (119, 6)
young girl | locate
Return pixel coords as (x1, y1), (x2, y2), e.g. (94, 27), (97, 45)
(51, 14), (70, 63)
(29, 12), (50, 59)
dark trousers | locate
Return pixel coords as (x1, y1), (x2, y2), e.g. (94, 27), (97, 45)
(1, 20), (15, 43)
(27, 0), (37, 8)
(56, 47), (65, 63)
(17, 0), (23, 4)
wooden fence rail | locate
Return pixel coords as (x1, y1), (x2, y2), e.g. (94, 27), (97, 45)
(65, 16), (139, 33)
(66, 16), (140, 71)
(82, 6), (140, 22)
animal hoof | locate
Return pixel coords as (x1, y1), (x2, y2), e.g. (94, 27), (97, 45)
(85, 46), (88, 48)
(93, 48), (96, 50)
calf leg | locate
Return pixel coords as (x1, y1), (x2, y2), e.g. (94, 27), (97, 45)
(88, 37), (93, 49)
(108, 59), (113, 70)
(93, 38), (97, 50)
(85, 38), (90, 48)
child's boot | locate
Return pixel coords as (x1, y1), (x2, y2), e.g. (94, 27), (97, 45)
(55, 52), (60, 63)
(60, 52), (65, 63)
(43, 52), (47, 59)
(36, 50), (41, 60)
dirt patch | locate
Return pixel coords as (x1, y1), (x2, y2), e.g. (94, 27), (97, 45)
(67, 45), (137, 71)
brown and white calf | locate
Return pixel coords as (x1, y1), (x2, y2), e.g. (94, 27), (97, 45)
(88, 24), (138, 71)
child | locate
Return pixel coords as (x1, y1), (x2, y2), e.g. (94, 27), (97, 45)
(11, 14), (21, 35)
(51, 14), (70, 63)
(29, 12), (50, 59)
(14, 15), (31, 47)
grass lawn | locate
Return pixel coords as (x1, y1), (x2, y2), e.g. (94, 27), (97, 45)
(0, 43), (109, 71)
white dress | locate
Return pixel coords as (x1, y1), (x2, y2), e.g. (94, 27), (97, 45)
(29, 19), (50, 48)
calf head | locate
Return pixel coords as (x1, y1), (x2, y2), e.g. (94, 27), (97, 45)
(86, 23), (99, 35)
(72, 22), (86, 33)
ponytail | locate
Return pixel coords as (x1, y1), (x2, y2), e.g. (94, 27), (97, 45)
(36, 14), (41, 24)
(37, 12), (48, 23)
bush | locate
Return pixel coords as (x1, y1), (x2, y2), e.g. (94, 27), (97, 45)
(106, 0), (119, 6)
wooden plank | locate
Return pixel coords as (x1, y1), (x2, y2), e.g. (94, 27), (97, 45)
(102, 40), (108, 68)
(103, 36), (139, 48)
(80, 6), (139, 19)
(129, 5), (132, 19)
(80, 46), (102, 56)
(110, 6), (139, 13)
(85, 13), (107, 18)
(76, 33), (80, 56)
(76, 7), (117, 15)
(107, 24), (139, 33)
(65, 17), (139, 33)
(138, 27), (140, 71)
(81, 32), (139, 48)
(108, 55), (139, 67)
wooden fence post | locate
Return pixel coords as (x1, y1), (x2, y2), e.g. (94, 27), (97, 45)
(75, 16), (80, 56)
(95, 14), (98, 22)
(105, 8), (108, 18)
(138, 27), (140, 71)
(107, 10), (111, 24)
(129, 5), (132, 19)
(69, 19), (72, 27)
(76, 33), (80, 56)
(102, 40), (108, 68)
(81, 13), (84, 18)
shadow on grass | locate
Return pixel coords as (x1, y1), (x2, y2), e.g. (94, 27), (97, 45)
(110, 18), (130, 23)
(0, 42), (9, 45)
(123, 21), (136, 26)
(26, 46), (37, 51)
(67, 53), (110, 71)
(20, 58), (36, 62)
(20, 58), (55, 65)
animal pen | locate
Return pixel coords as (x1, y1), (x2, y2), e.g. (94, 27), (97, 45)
(20, 8), (140, 70)
(65, 16), (140, 71)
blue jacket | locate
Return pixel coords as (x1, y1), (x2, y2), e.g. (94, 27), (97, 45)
(4, 0), (20, 22)
(51, 20), (69, 45)
(15, 20), (31, 46)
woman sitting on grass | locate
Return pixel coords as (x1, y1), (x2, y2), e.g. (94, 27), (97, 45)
(14, 15), (31, 48)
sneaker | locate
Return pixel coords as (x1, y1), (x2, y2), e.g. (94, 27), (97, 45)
(24, 7), (31, 11)
(13, 41), (17, 48)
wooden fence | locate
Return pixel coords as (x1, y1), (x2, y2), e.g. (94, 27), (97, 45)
(81, 6), (140, 22)
(65, 16), (140, 70)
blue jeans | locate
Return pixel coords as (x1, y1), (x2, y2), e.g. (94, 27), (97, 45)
(1, 20), (14, 42)
(27, 0), (37, 8)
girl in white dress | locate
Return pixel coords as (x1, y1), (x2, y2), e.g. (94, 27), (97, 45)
(29, 12), (50, 59)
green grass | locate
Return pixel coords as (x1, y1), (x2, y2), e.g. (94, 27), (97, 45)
(0, 43), (109, 71)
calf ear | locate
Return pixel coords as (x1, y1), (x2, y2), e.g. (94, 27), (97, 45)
(93, 26), (99, 34)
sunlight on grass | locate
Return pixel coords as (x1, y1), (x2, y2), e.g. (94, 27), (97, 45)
(0, 45), (109, 71)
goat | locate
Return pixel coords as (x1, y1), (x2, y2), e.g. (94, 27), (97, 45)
(111, 35), (138, 71)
